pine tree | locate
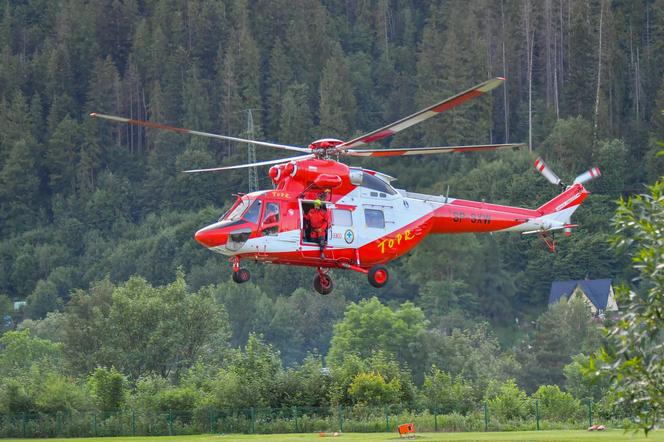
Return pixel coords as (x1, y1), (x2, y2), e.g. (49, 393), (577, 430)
(265, 39), (294, 138)
(46, 116), (80, 195)
(279, 83), (313, 146)
(318, 42), (356, 137)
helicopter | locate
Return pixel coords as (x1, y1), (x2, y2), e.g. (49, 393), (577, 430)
(91, 78), (600, 295)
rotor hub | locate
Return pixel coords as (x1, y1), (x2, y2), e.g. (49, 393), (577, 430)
(308, 138), (344, 157)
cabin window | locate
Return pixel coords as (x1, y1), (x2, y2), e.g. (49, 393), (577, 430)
(332, 209), (352, 227)
(243, 200), (262, 224)
(362, 173), (396, 195)
(364, 209), (385, 228)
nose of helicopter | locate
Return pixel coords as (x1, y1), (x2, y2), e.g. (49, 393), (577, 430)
(194, 224), (228, 248)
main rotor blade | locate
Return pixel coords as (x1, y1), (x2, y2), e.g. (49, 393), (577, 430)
(183, 154), (314, 173)
(345, 143), (524, 157)
(339, 78), (506, 149)
(89, 113), (310, 153)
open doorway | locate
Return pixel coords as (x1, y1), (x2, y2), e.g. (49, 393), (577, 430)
(301, 200), (329, 244)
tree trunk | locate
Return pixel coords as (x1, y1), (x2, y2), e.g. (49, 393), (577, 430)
(593, 0), (604, 141)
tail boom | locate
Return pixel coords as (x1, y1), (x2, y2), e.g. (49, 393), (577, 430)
(428, 184), (589, 235)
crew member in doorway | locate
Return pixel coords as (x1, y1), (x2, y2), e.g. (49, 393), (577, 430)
(305, 199), (328, 258)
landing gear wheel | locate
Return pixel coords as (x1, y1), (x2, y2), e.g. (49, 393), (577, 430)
(368, 265), (389, 288)
(232, 268), (250, 284)
(314, 273), (334, 295)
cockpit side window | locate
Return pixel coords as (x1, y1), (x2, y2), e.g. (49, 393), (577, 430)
(361, 173), (396, 195)
(243, 200), (262, 224)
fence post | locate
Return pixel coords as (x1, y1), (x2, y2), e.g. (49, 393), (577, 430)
(483, 402), (489, 431)
(535, 399), (540, 430)
(338, 405), (344, 432)
(434, 405), (438, 432)
(208, 408), (213, 434)
(93, 413), (97, 436)
(384, 406), (390, 432)
(56, 411), (62, 436)
(250, 407), (255, 434)
(293, 406), (298, 432)
(587, 398), (593, 428)
(22, 412), (27, 437)
(131, 410), (136, 436)
(168, 410), (173, 436)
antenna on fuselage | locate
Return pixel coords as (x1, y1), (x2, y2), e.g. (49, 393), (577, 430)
(445, 184), (450, 204)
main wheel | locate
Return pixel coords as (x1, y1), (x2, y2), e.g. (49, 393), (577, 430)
(232, 268), (251, 284)
(368, 265), (389, 288)
(313, 273), (334, 295)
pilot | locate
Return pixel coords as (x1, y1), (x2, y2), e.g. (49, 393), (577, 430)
(263, 205), (279, 225)
(305, 199), (328, 258)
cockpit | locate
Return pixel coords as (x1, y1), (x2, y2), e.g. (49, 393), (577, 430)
(196, 194), (282, 253)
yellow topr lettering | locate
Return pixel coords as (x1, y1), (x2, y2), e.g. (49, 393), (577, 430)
(377, 239), (388, 254)
(377, 229), (416, 254)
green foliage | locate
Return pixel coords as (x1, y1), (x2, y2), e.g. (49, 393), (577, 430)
(33, 373), (90, 413)
(88, 367), (127, 411)
(485, 379), (529, 421)
(62, 273), (230, 380)
(422, 366), (475, 414)
(517, 298), (603, 392)
(0, 329), (63, 378)
(0, 293), (11, 331)
(531, 385), (582, 422)
(348, 371), (400, 406)
(327, 297), (427, 375)
(598, 180), (664, 433)
(25, 280), (64, 320)
(424, 323), (520, 392)
(563, 354), (610, 402)
(329, 352), (415, 407)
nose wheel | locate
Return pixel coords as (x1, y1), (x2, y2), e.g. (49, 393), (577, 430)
(313, 268), (334, 295)
(232, 268), (251, 283)
(231, 258), (250, 283)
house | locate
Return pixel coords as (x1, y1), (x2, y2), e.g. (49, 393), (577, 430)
(548, 279), (618, 316)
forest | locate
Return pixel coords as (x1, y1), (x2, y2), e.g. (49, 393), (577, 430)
(0, 0), (663, 423)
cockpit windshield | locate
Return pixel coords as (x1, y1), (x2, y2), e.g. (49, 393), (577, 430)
(223, 199), (251, 222)
(220, 198), (263, 224)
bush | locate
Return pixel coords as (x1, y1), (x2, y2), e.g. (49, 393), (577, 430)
(485, 379), (529, 420)
(532, 385), (582, 421)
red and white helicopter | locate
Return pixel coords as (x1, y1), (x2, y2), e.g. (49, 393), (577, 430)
(91, 78), (600, 294)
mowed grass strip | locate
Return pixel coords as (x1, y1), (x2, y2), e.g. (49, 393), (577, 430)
(4, 430), (663, 442)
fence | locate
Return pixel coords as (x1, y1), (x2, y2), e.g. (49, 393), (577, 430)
(0, 400), (630, 438)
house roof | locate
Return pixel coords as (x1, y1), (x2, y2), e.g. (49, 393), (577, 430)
(549, 279), (613, 310)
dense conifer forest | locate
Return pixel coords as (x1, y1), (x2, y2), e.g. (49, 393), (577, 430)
(0, 0), (663, 419)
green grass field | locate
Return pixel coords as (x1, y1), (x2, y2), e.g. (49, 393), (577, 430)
(3, 430), (662, 442)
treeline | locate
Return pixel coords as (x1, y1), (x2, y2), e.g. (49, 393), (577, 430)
(0, 272), (615, 421)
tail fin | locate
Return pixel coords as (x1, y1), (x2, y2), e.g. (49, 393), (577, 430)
(537, 183), (589, 217)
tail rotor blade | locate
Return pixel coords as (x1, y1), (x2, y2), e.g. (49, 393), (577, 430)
(573, 167), (601, 185)
(534, 157), (563, 187)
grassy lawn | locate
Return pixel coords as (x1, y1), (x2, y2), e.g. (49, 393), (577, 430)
(3, 430), (662, 442)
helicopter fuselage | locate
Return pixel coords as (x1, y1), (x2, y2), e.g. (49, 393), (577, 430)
(194, 157), (589, 270)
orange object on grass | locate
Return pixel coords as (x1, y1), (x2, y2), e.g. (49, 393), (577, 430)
(398, 422), (415, 436)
